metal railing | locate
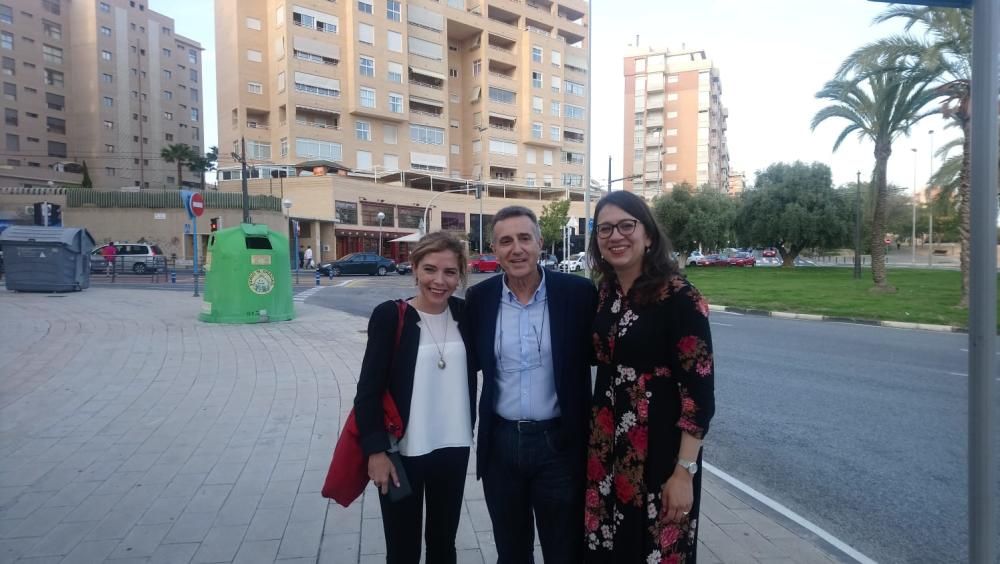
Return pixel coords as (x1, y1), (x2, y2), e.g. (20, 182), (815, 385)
(67, 189), (282, 211)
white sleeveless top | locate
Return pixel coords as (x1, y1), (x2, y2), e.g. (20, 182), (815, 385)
(397, 306), (473, 457)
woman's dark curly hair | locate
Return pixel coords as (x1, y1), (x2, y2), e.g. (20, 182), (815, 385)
(587, 190), (680, 304)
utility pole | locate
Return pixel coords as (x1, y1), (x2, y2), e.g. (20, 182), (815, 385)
(911, 147), (917, 266)
(137, 39), (145, 189)
(854, 170), (862, 280)
(231, 138), (252, 224)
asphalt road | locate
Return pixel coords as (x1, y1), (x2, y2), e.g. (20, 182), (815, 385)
(305, 275), (1000, 563)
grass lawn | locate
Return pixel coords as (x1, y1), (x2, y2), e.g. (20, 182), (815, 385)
(682, 266), (1000, 331)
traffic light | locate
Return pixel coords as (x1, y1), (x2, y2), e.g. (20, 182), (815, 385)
(209, 217), (220, 232)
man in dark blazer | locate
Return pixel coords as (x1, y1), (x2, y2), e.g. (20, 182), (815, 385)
(465, 206), (597, 564)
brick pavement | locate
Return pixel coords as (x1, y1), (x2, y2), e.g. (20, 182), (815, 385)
(0, 288), (857, 563)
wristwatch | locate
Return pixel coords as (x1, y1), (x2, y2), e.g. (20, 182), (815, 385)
(677, 458), (699, 475)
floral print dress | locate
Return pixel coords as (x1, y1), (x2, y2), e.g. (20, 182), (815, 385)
(584, 275), (715, 564)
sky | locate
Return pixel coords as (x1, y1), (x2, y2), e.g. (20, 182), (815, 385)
(154, 0), (954, 192)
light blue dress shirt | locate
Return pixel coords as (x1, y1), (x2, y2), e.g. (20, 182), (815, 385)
(494, 269), (560, 421)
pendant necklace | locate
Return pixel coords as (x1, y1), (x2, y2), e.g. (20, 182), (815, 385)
(419, 309), (449, 369)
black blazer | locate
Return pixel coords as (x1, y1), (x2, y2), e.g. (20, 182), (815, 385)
(354, 297), (478, 457)
(465, 270), (598, 478)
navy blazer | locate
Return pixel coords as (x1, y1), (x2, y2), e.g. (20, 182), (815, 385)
(465, 270), (598, 479)
(354, 297), (478, 457)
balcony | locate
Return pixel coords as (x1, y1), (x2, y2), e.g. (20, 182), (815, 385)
(490, 166), (517, 181)
(246, 121), (269, 130)
(487, 32), (517, 53)
(526, 0), (553, 14)
(557, 28), (585, 48)
(488, 59), (516, 80)
(246, 110), (270, 131)
(487, 5), (519, 28)
(525, 19), (552, 38)
(409, 98), (444, 118)
(295, 106), (340, 130)
(557, 4), (585, 25)
(563, 129), (585, 144)
(488, 113), (516, 132)
(409, 69), (444, 90)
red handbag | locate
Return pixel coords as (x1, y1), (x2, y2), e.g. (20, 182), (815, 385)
(322, 300), (407, 506)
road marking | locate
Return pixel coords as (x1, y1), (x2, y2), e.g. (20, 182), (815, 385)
(947, 371), (1000, 382)
(293, 287), (325, 303)
(711, 322), (734, 327)
(703, 462), (878, 564)
(335, 280), (352, 287)
(719, 310), (744, 317)
(959, 348), (1000, 356)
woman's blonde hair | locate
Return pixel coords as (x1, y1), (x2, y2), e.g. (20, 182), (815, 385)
(408, 231), (469, 286)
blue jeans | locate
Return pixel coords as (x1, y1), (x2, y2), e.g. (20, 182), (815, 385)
(482, 418), (583, 564)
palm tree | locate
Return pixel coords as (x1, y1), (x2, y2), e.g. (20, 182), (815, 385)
(835, 6), (973, 303)
(160, 143), (196, 189)
(187, 146), (219, 190)
(811, 66), (938, 290)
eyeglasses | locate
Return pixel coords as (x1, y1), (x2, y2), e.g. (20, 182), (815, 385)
(596, 219), (639, 239)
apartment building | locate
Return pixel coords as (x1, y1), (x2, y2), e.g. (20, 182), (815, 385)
(0, 0), (204, 189)
(727, 170), (746, 197)
(215, 0), (590, 189)
(622, 47), (729, 198)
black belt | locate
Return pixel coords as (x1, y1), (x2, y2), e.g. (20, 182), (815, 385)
(494, 416), (560, 433)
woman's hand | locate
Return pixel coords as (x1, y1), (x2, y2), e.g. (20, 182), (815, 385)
(661, 466), (694, 522)
(367, 452), (399, 495)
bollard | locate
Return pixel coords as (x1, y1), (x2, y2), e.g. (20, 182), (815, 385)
(170, 271), (177, 284)
(315, 271), (321, 286)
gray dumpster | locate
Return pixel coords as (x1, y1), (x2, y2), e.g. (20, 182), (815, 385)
(0, 226), (96, 292)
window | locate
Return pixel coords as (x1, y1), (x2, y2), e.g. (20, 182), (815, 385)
(1, 57), (11, 76)
(532, 96), (543, 114)
(565, 104), (584, 120)
(0, 4), (10, 25)
(531, 122), (542, 139)
(358, 23), (374, 44)
(102, 97), (113, 107)
(247, 49), (262, 62)
(667, 74), (679, 84)
(47, 141), (66, 157)
(101, 73), (113, 83)
(550, 101), (560, 117)
(665, 164), (678, 172)
(360, 87), (376, 108)
(2, 32), (13, 50)
(388, 93), (403, 113)
(473, 59), (481, 77)
(665, 146), (677, 154)
(2, 81), (14, 100)
(45, 92), (62, 109)
(356, 150), (372, 170)
(165, 133), (173, 141)
(280, 137), (288, 157)
(188, 49), (197, 64)
(335, 201), (358, 224)
(247, 140), (271, 159)
(549, 125), (560, 142)
(162, 69), (173, 81)
(191, 108), (199, 121)
(387, 31), (402, 53)
(355, 120), (371, 140)
(359, 56), (374, 77)
(105, 167), (115, 176)
(387, 0), (401, 21)
(101, 50), (112, 61)
(100, 25), (112, 37)
(42, 0), (59, 16)
(387, 62), (402, 83)
(99, 1), (110, 11)
(551, 50), (561, 66)
(488, 87), (515, 104)
(409, 124), (444, 145)
(440, 211), (465, 232)
(5, 133), (18, 151)
(246, 17), (261, 30)
(551, 76), (561, 93)
(3, 108), (15, 126)
(248, 81), (262, 94)
(43, 20), (61, 40)
(276, 4), (284, 26)
(531, 71), (542, 89)
(162, 48), (171, 58)
(384, 124), (398, 144)
(666, 128), (677, 136)
(296, 137), (342, 160)
(532, 46), (542, 63)
(44, 69), (63, 87)
(667, 92), (678, 102)
(667, 111), (678, 119)
(163, 90), (172, 100)
(358, 0), (373, 14)
(190, 69), (198, 82)
(566, 80), (584, 96)
(543, 150), (553, 165)
(42, 45), (63, 64)
(278, 71), (286, 92)
(489, 139), (517, 156)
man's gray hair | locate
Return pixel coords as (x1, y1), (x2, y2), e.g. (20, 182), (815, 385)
(491, 206), (542, 242)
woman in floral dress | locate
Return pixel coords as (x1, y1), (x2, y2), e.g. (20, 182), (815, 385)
(583, 191), (715, 564)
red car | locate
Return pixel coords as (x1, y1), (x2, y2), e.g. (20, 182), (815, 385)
(468, 254), (500, 273)
(695, 254), (729, 267)
(762, 248), (777, 258)
(728, 252), (756, 267)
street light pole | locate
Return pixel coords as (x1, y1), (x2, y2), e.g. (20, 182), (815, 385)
(377, 211), (385, 256)
(928, 129), (935, 267)
(911, 147), (917, 266)
(854, 170), (862, 280)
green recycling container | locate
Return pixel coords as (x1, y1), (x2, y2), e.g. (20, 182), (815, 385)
(199, 224), (295, 323)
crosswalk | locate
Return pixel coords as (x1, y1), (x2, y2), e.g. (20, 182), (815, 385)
(293, 286), (325, 303)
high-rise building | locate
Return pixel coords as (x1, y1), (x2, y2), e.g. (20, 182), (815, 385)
(0, 0), (205, 189)
(214, 0), (590, 190)
(623, 47), (729, 198)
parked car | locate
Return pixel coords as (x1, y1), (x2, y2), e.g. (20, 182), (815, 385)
(89, 242), (164, 274)
(686, 250), (705, 267)
(559, 252), (586, 272)
(395, 261), (412, 275)
(468, 254), (501, 273)
(727, 252), (757, 267)
(762, 248), (777, 258)
(317, 253), (396, 276)
(695, 254), (729, 267)
(538, 253), (559, 270)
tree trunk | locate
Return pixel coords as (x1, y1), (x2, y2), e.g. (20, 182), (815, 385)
(957, 115), (971, 307)
(177, 161), (183, 189)
(870, 144), (894, 291)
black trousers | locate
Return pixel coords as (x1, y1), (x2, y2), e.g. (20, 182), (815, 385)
(482, 418), (583, 564)
(378, 446), (470, 564)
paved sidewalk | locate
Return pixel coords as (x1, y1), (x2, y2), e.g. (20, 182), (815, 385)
(0, 288), (855, 563)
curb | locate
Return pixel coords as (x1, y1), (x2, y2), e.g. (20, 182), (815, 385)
(708, 304), (965, 333)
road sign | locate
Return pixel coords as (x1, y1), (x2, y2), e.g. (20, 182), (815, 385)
(190, 192), (205, 217)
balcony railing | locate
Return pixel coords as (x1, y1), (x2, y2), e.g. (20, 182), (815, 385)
(489, 123), (515, 132)
(488, 71), (513, 80)
(488, 44), (514, 54)
(296, 120), (339, 130)
(526, 26), (550, 37)
(409, 79), (443, 90)
(247, 121), (269, 130)
(410, 108), (442, 118)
